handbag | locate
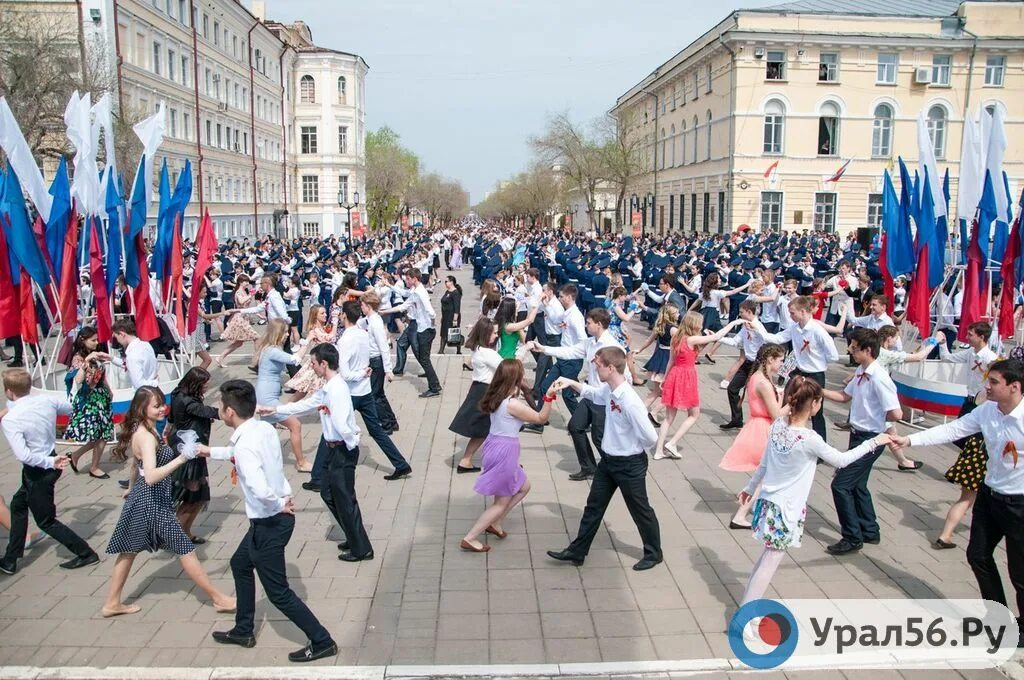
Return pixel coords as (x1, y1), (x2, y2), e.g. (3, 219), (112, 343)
(447, 327), (464, 346)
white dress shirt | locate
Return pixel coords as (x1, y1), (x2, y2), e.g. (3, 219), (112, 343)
(526, 282), (543, 310)
(390, 284), (435, 330)
(720, 325), (764, 361)
(558, 305), (586, 348)
(778, 294), (793, 329)
(276, 374), (360, 449)
(909, 399), (1024, 496)
(2, 392), (72, 469)
(210, 418), (291, 519)
(359, 313), (393, 373)
(542, 297), (565, 336)
(939, 344), (998, 398)
(850, 312), (894, 331)
(125, 338), (159, 389)
(336, 325), (372, 397)
(760, 283), (779, 323)
(239, 289), (288, 322)
(543, 329), (628, 405)
(757, 319), (839, 373)
(579, 381), (658, 454)
(843, 360), (900, 433)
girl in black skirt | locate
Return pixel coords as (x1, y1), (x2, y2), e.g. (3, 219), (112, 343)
(167, 367), (220, 544)
(450, 318), (502, 473)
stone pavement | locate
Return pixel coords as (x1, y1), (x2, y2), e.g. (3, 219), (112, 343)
(0, 267), (1016, 679)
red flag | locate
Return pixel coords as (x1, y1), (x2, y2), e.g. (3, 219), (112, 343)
(0, 226), (20, 339)
(905, 243), (931, 338)
(170, 218), (185, 337)
(58, 209), (79, 333)
(999, 214), (1021, 339)
(960, 220), (985, 342)
(187, 211), (218, 334)
(130, 232), (160, 341)
(18, 267), (38, 345)
(878, 232), (894, 313)
(88, 218), (112, 342)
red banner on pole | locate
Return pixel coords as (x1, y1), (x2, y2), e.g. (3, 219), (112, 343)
(631, 210), (642, 238)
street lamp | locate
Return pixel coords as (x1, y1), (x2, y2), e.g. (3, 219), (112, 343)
(339, 189), (359, 240)
(645, 191), (654, 232)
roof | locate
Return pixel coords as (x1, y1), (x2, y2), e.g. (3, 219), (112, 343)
(747, 0), (963, 17)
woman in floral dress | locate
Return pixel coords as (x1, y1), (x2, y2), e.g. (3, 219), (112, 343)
(284, 305), (332, 399)
(65, 327), (114, 480)
(217, 274), (261, 368)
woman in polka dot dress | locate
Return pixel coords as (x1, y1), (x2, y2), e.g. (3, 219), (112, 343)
(101, 386), (236, 618)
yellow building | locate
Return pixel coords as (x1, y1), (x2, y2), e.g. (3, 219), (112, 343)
(612, 0), (1024, 236)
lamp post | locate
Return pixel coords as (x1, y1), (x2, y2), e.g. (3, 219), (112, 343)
(646, 191), (654, 233)
(339, 189), (359, 241)
(567, 204), (578, 231)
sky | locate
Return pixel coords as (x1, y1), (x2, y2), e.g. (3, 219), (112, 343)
(262, 0), (779, 204)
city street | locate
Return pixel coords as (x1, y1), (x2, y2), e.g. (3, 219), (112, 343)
(0, 268), (1015, 679)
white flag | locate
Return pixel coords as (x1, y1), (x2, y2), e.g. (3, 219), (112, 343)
(957, 112), (983, 222)
(916, 110), (946, 218)
(64, 91), (101, 216)
(985, 106), (1009, 221)
(0, 97), (53, 222)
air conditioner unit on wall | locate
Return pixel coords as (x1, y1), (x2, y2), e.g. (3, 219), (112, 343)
(753, 47), (765, 59)
(914, 67), (932, 84)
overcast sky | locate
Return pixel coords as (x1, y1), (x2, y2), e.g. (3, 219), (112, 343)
(262, 0), (779, 204)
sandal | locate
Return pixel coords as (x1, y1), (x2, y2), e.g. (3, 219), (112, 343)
(68, 455), (79, 474)
(485, 526), (508, 539)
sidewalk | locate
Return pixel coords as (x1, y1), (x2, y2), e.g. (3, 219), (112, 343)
(0, 267), (1012, 678)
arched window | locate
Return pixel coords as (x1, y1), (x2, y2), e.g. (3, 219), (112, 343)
(300, 75), (315, 103)
(817, 101), (840, 156)
(660, 127), (667, 170)
(679, 121), (686, 166)
(706, 110), (713, 160)
(871, 103), (893, 157)
(670, 124), (676, 166)
(337, 76), (347, 104)
(927, 105), (947, 159)
(763, 99), (784, 154)
(692, 115), (699, 164)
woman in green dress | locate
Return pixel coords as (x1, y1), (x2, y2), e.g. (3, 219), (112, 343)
(493, 297), (537, 359)
(64, 327), (115, 480)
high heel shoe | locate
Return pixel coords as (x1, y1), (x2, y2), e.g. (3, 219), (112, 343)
(460, 539), (491, 553)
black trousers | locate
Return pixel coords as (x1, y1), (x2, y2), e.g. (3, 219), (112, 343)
(352, 392), (410, 473)
(4, 462), (93, 562)
(967, 485), (1024, 618)
(283, 335), (298, 378)
(568, 398), (605, 475)
(792, 369), (827, 441)
(831, 429), (884, 544)
(415, 328), (441, 392)
(394, 319), (418, 374)
(230, 512), (332, 646)
(321, 443), (372, 558)
(369, 356), (398, 431)
(726, 358), (755, 425)
(532, 332), (561, 397)
(567, 453), (661, 561)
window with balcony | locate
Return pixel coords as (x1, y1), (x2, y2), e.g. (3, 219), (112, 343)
(985, 55), (1006, 86)
(763, 99), (784, 154)
(932, 54), (951, 86)
(766, 50), (786, 80)
(877, 52), (898, 84)
(871, 103), (893, 157)
(300, 126), (317, 154)
(819, 52), (839, 82)
(817, 102), (840, 156)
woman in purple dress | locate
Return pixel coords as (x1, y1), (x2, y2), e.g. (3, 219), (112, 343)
(459, 359), (560, 553)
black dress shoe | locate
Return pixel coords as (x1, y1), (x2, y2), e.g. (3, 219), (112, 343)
(339, 551), (374, 562)
(212, 630), (257, 648)
(0, 559), (16, 575)
(337, 542), (350, 551)
(826, 539), (863, 555)
(863, 536), (880, 545)
(718, 421), (743, 430)
(247, 366), (258, 374)
(932, 538), (956, 550)
(729, 521), (753, 530)
(384, 468), (412, 481)
(898, 461), (924, 471)
(418, 373), (427, 378)
(419, 389), (441, 398)
(568, 471), (593, 481)
(521, 424), (543, 434)
(391, 370), (404, 377)
(390, 424), (400, 432)
(301, 481), (321, 492)
(118, 479), (129, 489)
(60, 553), (100, 570)
(546, 549), (584, 566)
(456, 465), (482, 474)
(289, 640), (338, 663)
(632, 557), (663, 571)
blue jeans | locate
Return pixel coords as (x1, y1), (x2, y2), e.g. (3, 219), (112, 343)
(535, 358), (583, 419)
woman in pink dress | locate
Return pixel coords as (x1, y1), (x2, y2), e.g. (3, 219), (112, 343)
(284, 305), (332, 399)
(217, 274), (260, 368)
(655, 312), (741, 460)
(720, 343), (786, 529)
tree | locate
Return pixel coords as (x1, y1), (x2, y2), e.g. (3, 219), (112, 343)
(531, 113), (604, 230)
(365, 127), (419, 231)
(599, 110), (646, 228)
(408, 172), (469, 228)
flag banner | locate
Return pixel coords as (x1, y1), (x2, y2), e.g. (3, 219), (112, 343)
(825, 159), (851, 183)
(18, 267), (38, 346)
(0, 221), (20, 339)
(764, 160), (779, 182)
(130, 232), (160, 341)
(58, 210), (79, 334)
(960, 219), (986, 343)
(46, 157), (72, 285)
(187, 211), (218, 334)
(88, 217), (112, 342)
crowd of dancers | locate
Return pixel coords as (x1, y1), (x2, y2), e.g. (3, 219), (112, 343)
(2, 218), (1024, 658)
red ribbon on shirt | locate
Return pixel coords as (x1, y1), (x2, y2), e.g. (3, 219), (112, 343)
(318, 405), (331, 416)
(610, 400), (622, 413)
(229, 456), (238, 486)
(973, 361), (983, 373)
(1004, 442), (1019, 468)
(856, 372), (870, 385)
(800, 339), (811, 353)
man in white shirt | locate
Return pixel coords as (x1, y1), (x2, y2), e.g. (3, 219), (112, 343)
(203, 379), (336, 662)
(848, 294), (895, 331)
(337, 301), (411, 480)
(237, 275), (292, 371)
(719, 301), (765, 430)
(822, 328), (902, 555)
(264, 344), (373, 563)
(527, 284), (586, 430)
(359, 292), (399, 434)
(547, 347), (662, 571)
(112, 318), (158, 390)
(524, 268), (545, 356)
(892, 359), (1024, 638)
(0, 369), (98, 575)
(531, 282), (564, 396)
(387, 267), (441, 397)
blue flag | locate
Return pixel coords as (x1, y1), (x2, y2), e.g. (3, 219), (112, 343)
(151, 160), (173, 281)
(46, 157), (72, 286)
(918, 170), (944, 288)
(1016, 187), (1024, 287)
(937, 169), (949, 263)
(911, 169), (921, 229)
(883, 170), (914, 277)
(127, 154), (148, 240)
(978, 170), (998, 286)
(897, 158), (916, 243)
(104, 170), (123, 295)
(168, 160), (192, 235)
(0, 163), (51, 286)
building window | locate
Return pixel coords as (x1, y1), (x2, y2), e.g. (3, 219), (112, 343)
(178, 0), (186, 25)
(679, 122), (686, 165)
(202, 13), (208, 38)
(819, 52), (839, 82)
(300, 75), (315, 103)
(300, 126), (317, 154)
(302, 175), (319, 203)
(705, 110), (712, 160)
(702, 192), (710, 232)
(867, 193), (883, 229)
(932, 54), (951, 86)
(169, 109), (177, 138)
(927, 105), (947, 159)
(813, 193), (837, 232)
(705, 63), (713, 93)
(766, 50), (786, 80)
(763, 99), (784, 154)
(338, 126), (348, 154)
(183, 112), (191, 141)
(204, 68), (211, 94)
(679, 194), (686, 230)
(760, 192), (783, 232)
(337, 76), (347, 103)
(213, 21), (219, 45)
(216, 123), (222, 148)
(205, 119), (211, 145)
(692, 73), (698, 101)
(302, 222), (319, 238)
(691, 116), (698, 163)
(671, 84), (678, 110)
(985, 55), (1006, 86)
(669, 124), (676, 166)
(181, 55), (189, 85)
(690, 193), (697, 232)
(659, 128), (666, 170)
(661, 93), (667, 116)
(877, 52), (898, 84)
(817, 102), (840, 156)
(152, 41), (161, 75)
(718, 192), (725, 233)
(167, 49), (175, 81)
(871, 104), (893, 157)
(338, 175), (349, 203)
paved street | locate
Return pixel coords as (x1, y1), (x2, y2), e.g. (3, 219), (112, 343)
(0, 268), (1015, 678)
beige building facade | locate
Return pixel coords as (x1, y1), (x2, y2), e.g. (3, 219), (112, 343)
(612, 0), (1024, 237)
